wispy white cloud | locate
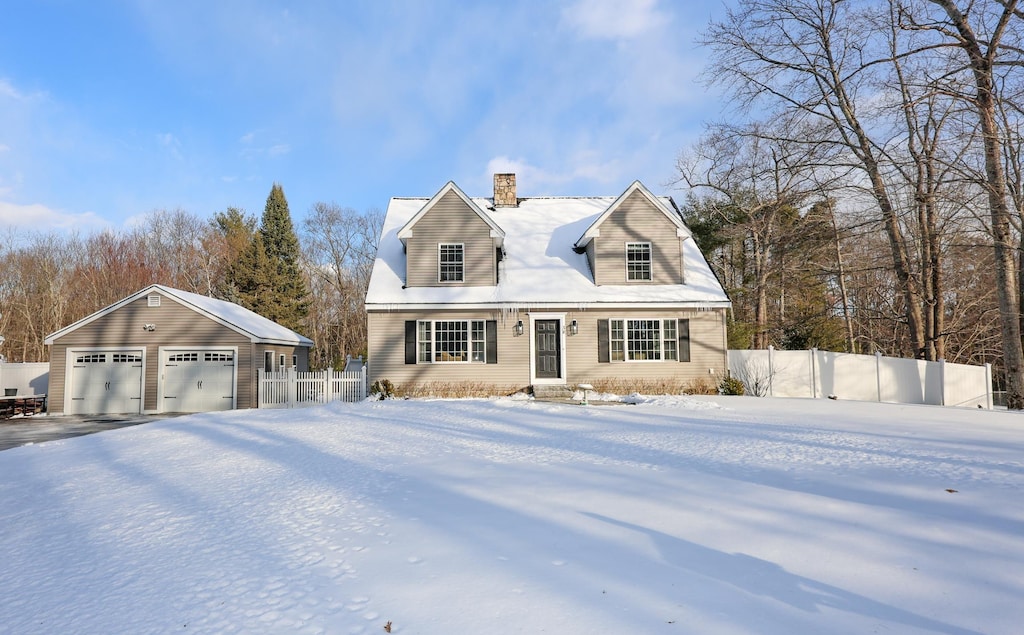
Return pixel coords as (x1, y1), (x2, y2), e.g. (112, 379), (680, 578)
(0, 2), (729, 225)
(0, 143), (10, 153)
(236, 129), (289, 158)
(484, 153), (624, 195)
(0, 200), (107, 231)
(0, 78), (39, 101)
(240, 141), (291, 160)
(156, 132), (179, 147)
(561, 0), (668, 40)
(484, 155), (614, 188)
(267, 144), (290, 157)
(156, 132), (184, 161)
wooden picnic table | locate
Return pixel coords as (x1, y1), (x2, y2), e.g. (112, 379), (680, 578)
(0, 394), (47, 419)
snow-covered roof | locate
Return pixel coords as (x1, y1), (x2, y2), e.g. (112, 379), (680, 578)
(45, 284), (314, 346)
(366, 186), (730, 309)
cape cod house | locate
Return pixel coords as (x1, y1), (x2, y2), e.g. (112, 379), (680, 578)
(45, 284), (312, 415)
(364, 174), (731, 396)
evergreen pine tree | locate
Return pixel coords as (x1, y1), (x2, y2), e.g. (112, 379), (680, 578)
(257, 184), (309, 332)
(214, 207), (257, 303)
(228, 231), (274, 313)
(219, 185), (309, 333)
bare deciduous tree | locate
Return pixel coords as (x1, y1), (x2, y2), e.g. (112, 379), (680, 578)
(302, 203), (383, 369)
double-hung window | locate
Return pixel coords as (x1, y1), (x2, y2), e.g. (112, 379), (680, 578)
(608, 318), (681, 361)
(626, 242), (652, 281)
(439, 243), (464, 282)
(417, 320), (486, 363)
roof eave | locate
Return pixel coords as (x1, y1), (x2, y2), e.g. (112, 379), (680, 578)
(367, 300), (732, 311)
(575, 181), (690, 246)
(396, 181), (506, 244)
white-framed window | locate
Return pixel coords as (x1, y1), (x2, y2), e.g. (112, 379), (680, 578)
(264, 351), (274, 372)
(417, 319), (486, 363)
(279, 354), (286, 369)
(438, 243), (465, 282)
(76, 354), (106, 363)
(418, 321), (433, 363)
(609, 318), (678, 361)
(471, 320), (485, 362)
(626, 242), (652, 281)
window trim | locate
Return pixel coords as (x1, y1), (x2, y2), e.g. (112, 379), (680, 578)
(438, 243), (465, 283)
(626, 242), (652, 281)
(416, 319), (487, 364)
(608, 318), (679, 362)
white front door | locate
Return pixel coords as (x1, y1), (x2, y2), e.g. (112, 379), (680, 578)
(161, 350), (236, 412)
(68, 351), (144, 414)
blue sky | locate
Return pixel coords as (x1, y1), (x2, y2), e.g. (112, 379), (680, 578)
(0, 0), (727, 232)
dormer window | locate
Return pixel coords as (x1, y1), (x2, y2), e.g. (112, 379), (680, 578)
(626, 242), (652, 281)
(439, 243), (464, 282)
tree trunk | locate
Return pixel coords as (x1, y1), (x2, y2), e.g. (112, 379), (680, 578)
(928, 0), (1024, 408)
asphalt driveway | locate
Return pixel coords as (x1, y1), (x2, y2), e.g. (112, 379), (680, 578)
(0, 414), (186, 451)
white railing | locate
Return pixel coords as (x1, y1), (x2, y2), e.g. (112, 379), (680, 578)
(258, 366), (368, 408)
(728, 347), (993, 409)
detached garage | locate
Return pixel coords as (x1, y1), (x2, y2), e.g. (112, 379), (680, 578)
(45, 284), (313, 415)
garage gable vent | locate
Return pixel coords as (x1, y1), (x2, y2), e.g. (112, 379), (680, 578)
(148, 294), (161, 307)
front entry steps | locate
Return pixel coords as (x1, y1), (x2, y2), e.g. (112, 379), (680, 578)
(531, 384), (574, 400)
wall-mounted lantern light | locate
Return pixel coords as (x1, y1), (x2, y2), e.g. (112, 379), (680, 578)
(569, 319), (578, 335)
(514, 320), (524, 336)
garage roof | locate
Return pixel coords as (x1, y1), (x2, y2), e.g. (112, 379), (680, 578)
(44, 284), (314, 347)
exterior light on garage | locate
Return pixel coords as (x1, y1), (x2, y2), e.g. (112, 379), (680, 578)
(143, 323), (156, 331)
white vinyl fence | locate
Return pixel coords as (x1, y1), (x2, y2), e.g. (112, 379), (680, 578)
(258, 367), (368, 408)
(728, 347), (992, 409)
(0, 362), (49, 397)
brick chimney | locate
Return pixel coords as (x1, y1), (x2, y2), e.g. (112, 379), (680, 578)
(493, 173), (517, 207)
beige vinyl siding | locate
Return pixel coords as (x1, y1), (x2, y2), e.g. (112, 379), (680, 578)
(48, 293), (256, 412)
(368, 307), (728, 392)
(563, 308), (728, 385)
(404, 190), (497, 287)
(592, 190), (683, 286)
(367, 310), (530, 389)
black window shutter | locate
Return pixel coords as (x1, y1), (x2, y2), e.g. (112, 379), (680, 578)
(678, 319), (691, 362)
(486, 320), (498, 364)
(597, 319), (610, 363)
(405, 321), (417, 364)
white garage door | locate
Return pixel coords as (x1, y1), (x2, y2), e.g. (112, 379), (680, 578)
(69, 351), (144, 415)
(162, 350), (236, 412)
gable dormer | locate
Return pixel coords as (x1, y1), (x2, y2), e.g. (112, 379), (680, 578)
(574, 181), (690, 286)
(397, 181), (505, 288)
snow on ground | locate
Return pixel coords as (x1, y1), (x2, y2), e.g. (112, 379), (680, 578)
(1, 396), (1022, 634)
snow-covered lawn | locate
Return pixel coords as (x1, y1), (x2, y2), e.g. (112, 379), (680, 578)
(1, 396), (1021, 634)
